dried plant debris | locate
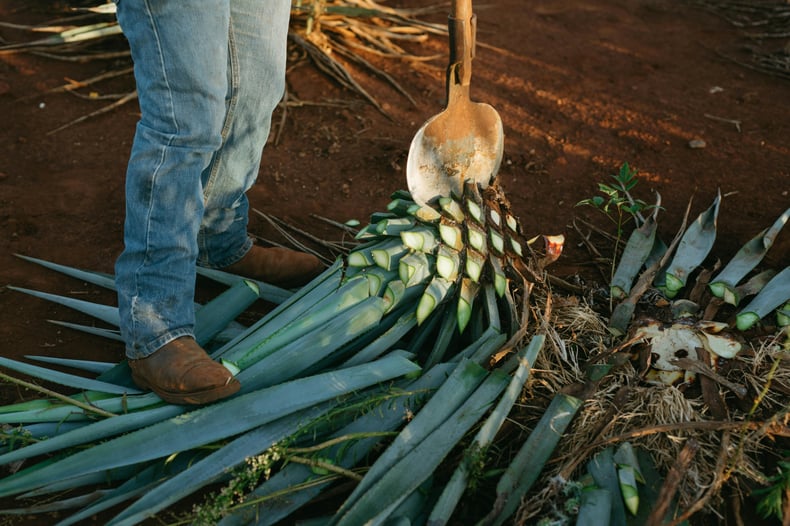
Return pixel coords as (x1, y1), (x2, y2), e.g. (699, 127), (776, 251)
(0, 1), (445, 129)
(688, 0), (790, 80)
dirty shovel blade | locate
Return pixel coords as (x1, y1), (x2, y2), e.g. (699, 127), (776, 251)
(405, 0), (504, 207)
(407, 94), (503, 205)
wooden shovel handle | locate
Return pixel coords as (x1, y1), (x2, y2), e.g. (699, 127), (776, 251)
(448, 0), (475, 88)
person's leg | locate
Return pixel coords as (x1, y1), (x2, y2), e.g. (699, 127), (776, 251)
(196, 0), (323, 286)
(114, 0), (238, 403)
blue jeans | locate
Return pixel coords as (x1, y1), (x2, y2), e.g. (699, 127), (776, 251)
(113, 0), (291, 359)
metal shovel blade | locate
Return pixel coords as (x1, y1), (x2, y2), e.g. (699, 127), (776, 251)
(406, 0), (504, 207)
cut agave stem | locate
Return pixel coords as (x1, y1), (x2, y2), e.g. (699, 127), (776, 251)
(363, 267), (398, 297)
(348, 242), (379, 266)
(372, 242), (409, 271)
(463, 181), (485, 226)
(489, 229), (505, 256)
(489, 208), (501, 227)
(439, 196), (465, 223)
(436, 245), (461, 282)
(709, 207), (789, 305)
(401, 226), (439, 253)
(508, 235), (523, 258)
(618, 464), (640, 515)
(387, 197), (417, 216)
(736, 266), (790, 331)
(411, 204), (442, 223)
(456, 278), (480, 334)
(489, 256), (508, 298)
(505, 214), (519, 233)
(416, 277), (454, 325)
(466, 199), (484, 225)
(398, 252), (433, 287)
(438, 222), (464, 251)
(661, 191), (721, 298)
(376, 217), (416, 236)
(354, 222), (381, 240)
(613, 442), (644, 483)
(464, 250), (486, 283)
(466, 223), (488, 253)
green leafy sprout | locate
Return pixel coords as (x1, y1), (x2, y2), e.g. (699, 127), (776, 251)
(753, 455), (790, 521)
(576, 162), (654, 232)
(576, 163), (659, 290)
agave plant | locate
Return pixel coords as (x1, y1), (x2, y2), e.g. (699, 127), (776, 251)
(566, 169), (790, 524)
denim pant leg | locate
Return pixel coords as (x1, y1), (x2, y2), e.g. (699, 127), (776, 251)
(114, 0), (233, 359)
(197, 0), (292, 269)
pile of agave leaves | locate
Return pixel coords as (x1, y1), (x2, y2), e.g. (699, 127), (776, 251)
(0, 165), (789, 525)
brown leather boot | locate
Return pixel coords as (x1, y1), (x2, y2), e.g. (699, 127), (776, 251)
(129, 337), (240, 405)
(223, 245), (323, 288)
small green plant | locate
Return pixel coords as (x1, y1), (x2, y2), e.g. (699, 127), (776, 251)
(576, 162), (653, 234)
(576, 163), (657, 289)
(753, 455), (790, 522)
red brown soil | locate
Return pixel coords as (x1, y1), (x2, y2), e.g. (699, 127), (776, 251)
(0, 0), (788, 524)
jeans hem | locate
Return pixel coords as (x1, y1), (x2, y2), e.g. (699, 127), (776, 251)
(198, 235), (254, 270)
(126, 327), (195, 360)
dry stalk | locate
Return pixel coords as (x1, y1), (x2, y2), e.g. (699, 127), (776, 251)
(645, 438), (700, 526)
(46, 90), (137, 135)
(666, 432), (733, 525)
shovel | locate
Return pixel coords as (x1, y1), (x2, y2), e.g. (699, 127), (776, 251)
(406, 0), (504, 207)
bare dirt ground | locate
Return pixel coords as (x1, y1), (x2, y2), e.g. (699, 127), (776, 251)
(0, 0), (788, 524)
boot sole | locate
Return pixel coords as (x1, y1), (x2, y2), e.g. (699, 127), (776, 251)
(132, 372), (241, 405)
